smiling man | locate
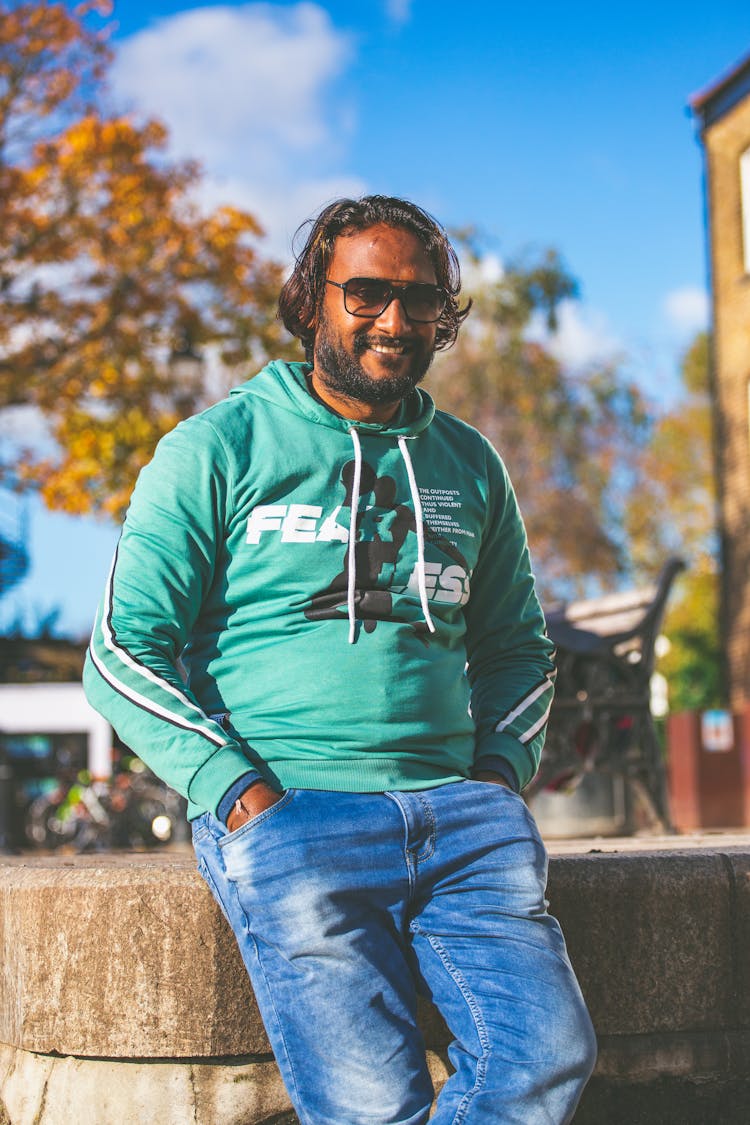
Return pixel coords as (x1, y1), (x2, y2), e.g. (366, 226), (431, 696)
(313, 223), (439, 413)
(84, 196), (596, 1123)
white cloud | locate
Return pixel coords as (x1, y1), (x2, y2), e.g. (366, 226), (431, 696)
(460, 252), (504, 287)
(529, 300), (623, 370)
(195, 169), (367, 261)
(385, 0), (413, 25)
(112, 3), (363, 255)
(662, 286), (710, 335)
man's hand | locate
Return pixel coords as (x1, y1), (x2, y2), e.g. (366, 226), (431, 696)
(473, 769), (513, 790)
(226, 781), (283, 832)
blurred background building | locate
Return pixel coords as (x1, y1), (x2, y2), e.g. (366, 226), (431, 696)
(692, 52), (750, 709)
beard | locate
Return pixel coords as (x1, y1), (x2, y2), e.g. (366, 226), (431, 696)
(313, 324), (434, 407)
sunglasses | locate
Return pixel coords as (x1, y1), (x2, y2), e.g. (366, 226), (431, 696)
(326, 277), (447, 323)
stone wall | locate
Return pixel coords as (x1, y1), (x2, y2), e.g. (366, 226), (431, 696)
(0, 847), (748, 1123)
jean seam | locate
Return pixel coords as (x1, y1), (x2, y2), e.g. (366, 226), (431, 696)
(190, 811), (211, 843)
(414, 924), (489, 1123)
(251, 941), (309, 1123)
(207, 807), (309, 1119)
(194, 822), (308, 1117)
(384, 791), (417, 903)
(414, 794), (436, 862)
(195, 826), (251, 933)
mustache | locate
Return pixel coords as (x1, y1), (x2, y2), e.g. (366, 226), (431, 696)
(352, 334), (418, 356)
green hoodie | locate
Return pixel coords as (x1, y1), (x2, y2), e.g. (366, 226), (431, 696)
(84, 361), (555, 820)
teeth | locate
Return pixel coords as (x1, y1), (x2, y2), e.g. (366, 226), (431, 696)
(371, 343), (406, 354)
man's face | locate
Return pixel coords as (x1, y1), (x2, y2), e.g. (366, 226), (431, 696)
(312, 224), (439, 408)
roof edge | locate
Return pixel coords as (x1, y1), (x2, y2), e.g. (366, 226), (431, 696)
(690, 50), (750, 128)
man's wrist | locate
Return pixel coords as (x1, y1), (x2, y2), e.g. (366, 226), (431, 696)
(225, 780), (281, 831)
(473, 769), (513, 789)
(472, 756), (520, 791)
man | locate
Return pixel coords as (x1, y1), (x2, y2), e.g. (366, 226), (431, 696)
(84, 195), (596, 1123)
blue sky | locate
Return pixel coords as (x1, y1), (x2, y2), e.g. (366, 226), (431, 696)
(5, 0), (750, 637)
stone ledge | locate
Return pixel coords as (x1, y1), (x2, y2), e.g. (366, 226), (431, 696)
(573, 1075), (750, 1125)
(0, 848), (748, 1062)
(0, 855), (261, 1058)
(546, 847), (749, 1036)
(0, 1043), (290, 1125)
(0, 1043), (450, 1125)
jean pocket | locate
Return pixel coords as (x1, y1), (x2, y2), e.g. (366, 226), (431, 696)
(218, 787), (296, 850)
(190, 811), (213, 844)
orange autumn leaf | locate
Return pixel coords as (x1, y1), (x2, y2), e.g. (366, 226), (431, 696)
(1, 1), (300, 521)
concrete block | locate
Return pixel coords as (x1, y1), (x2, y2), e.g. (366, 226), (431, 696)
(0, 1042), (53, 1124)
(2, 846), (749, 1123)
(0, 855), (263, 1058)
(0, 1043), (450, 1125)
(547, 850), (735, 1035)
(0, 1043), (290, 1125)
(573, 1075), (750, 1125)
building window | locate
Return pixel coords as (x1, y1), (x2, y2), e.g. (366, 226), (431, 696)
(742, 147), (750, 274)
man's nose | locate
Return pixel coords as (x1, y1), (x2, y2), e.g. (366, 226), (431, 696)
(374, 293), (411, 333)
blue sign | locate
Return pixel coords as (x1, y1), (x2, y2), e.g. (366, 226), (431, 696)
(701, 710), (734, 753)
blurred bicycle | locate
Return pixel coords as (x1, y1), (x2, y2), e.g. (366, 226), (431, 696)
(24, 757), (186, 851)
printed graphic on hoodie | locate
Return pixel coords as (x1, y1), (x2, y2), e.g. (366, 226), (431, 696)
(304, 458), (470, 636)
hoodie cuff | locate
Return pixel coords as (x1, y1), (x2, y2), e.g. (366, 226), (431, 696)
(217, 771), (263, 825)
(471, 756), (520, 793)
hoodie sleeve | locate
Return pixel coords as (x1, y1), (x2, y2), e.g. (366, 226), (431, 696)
(463, 439), (556, 792)
(83, 417), (261, 818)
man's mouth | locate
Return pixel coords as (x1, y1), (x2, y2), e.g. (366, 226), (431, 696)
(358, 336), (414, 357)
(371, 342), (407, 355)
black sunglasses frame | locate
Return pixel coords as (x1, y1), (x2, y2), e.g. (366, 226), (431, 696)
(325, 277), (447, 323)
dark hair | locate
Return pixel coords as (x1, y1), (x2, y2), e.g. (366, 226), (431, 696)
(278, 195), (472, 361)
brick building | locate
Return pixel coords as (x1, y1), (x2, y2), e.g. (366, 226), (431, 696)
(691, 52), (750, 707)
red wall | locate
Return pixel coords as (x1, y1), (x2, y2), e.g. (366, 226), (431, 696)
(666, 709), (750, 830)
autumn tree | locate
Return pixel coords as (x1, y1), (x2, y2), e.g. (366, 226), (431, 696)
(0, 1), (295, 520)
(627, 332), (722, 710)
(426, 244), (653, 600)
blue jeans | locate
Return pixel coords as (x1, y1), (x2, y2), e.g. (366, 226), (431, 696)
(192, 781), (596, 1124)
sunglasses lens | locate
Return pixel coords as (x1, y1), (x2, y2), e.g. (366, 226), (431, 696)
(342, 278), (447, 322)
(403, 284), (446, 322)
(344, 279), (392, 315)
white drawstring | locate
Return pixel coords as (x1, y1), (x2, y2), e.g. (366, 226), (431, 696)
(398, 435), (436, 634)
(347, 427), (362, 644)
(345, 428), (435, 643)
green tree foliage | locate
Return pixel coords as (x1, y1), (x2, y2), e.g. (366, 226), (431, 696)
(627, 331), (721, 711)
(657, 567), (721, 712)
(0, 1), (294, 520)
(426, 244), (653, 599)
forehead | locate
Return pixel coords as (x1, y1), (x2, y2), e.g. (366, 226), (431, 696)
(328, 223), (437, 284)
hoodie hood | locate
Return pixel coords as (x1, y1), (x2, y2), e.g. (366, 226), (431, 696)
(231, 360), (437, 642)
(229, 360), (436, 438)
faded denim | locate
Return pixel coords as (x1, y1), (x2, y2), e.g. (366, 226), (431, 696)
(192, 781), (596, 1124)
